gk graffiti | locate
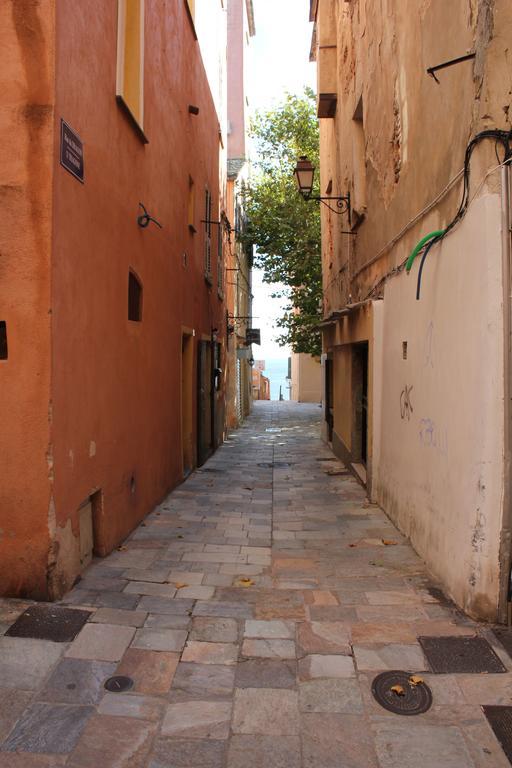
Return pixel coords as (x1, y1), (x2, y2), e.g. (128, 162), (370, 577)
(400, 385), (414, 421)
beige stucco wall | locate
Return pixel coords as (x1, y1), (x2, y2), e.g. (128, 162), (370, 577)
(373, 194), (505, 620)
(291, 353), (322, 403)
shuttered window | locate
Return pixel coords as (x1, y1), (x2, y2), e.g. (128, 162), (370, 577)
(116, 0), (145, 132)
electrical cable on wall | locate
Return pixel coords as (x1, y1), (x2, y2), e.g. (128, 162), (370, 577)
(406, 129), (512, 300)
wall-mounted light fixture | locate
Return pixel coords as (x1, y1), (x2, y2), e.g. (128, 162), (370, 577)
(137, 202), (162, 229)
(293, 156), (351, 223)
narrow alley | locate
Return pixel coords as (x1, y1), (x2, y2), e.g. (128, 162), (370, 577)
(0, 402), (510, 767)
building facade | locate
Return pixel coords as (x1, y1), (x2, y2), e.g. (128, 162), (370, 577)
(311, 0), (512, 620)
(0, 0), (230, 599)
(290, 353), (322, 403)
(225, 0), (256, 429)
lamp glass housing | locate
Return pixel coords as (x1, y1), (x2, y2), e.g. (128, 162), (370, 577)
(294, 156), (315, 197)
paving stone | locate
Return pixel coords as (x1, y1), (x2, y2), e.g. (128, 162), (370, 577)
(232, 688), (300, 735)
(0, 688), (34, 741)
(131, 628), (187, 652)
(235, 659), (297, 688)
(374, 723), (475, 768)
(299, 679), (363, 714)
(298, 654), (356, 680)
(89, 608), (147, 627)
(2, 702), (94, 754)
(66, 624), (135, 662)
(241, 638), (296, 659)
(161, 701), (232, 739)
(148, 738), (226, 768)
(227, 735), (301, 768)
(144, 613), (191, 630)
(352, 643), (427, 671)
(66, 714), (157, 768)
(0, 637), (64, 690)
(175, 586), (216, 600)
(193, 601), (253, 619)
(124, 581), (177, 597)
(168, 571), (205, 585)
(98, 692), (164, 720)
(244, 619), (295, 638)
(169, 662), (235, 701)
(94, 591), (141, 610)
(137, 596), (194, 615)
(190, 617), (239, 643)
(297, 622), (351, 654)
(123, 568), (171, 583)
(37, 658), (117, 704)
(0, 756), (67, 767)
(351, 621), (417, 644)
(301, 713), (379, 768)
(116, 648), (179, 694)
(182, 641), (238, 665)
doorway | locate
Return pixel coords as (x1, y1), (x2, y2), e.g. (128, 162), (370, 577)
(181, 333), (194, 476)
(197, 339), (213, 466)
(352, 342), (369, 466)
(325, 355), (334, 442)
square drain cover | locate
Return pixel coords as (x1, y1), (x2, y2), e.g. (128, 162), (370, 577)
(418, 635), (507, 674)
(483, 706), (512, 764)
(6, 604), (91, 642)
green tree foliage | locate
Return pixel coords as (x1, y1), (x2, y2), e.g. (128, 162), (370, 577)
(241, 89), (322, 356)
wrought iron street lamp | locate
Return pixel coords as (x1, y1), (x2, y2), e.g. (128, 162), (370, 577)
(293, 156), (351, 223)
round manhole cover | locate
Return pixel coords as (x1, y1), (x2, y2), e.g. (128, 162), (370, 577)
(371, 671), (432, 715)
(104, 675), (134, 693)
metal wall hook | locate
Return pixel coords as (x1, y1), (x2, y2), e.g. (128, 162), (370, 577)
(138, 202), (163, 229)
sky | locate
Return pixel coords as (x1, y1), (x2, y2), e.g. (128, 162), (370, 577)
(248, 0), (316, 361)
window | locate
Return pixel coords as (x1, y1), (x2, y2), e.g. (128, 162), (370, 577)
(204, 188), (212, 279)
(128, 270), (142, 321)
(0, 321), (7, 360)
(116, 0), (145, 133)
(188, 176), (196, 231)
(217, 217), (224, 295)
(352, 96), (367, 221)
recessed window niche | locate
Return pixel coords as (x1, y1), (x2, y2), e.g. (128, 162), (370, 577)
(128, 271), (142, 322)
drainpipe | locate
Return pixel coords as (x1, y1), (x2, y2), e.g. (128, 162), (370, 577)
(499, 162), (512, 624)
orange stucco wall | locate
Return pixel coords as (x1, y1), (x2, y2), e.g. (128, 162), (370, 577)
(0, 0), (55, 598)
(1, 0), (226, 598)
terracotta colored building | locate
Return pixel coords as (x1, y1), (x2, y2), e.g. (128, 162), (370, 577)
(310, 0), (512, 620)
(1, 0), (229, 599)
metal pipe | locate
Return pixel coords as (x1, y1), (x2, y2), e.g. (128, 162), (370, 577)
(499, 163), (512, 624)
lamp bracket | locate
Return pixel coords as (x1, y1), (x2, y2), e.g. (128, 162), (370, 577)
(303, 193), (351, 222)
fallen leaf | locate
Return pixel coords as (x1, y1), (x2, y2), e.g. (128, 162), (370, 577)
(390, 684), (405, 696)
(177, 535), (184, 539)
(140, 522), (146, 527)
(117, 546), (127, 551)
(244, 486), (253, 490)
(382, 539), (398, 546)
(174, 582), (188, 589)
(409, 675), (424, 686)
(238, 577), (254, 587)
(156, 512), (161, 516)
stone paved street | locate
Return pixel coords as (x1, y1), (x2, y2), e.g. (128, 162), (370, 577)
(1, 401), (511, 767)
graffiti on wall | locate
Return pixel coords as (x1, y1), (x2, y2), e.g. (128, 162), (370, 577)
(400, 385), (414, 420)
(418, 417), (448, 455)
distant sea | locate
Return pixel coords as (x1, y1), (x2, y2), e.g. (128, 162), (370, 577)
(261, 358), (291, 401)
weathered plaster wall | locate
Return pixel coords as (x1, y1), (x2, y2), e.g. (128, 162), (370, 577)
(374, 195), (504, 619)
(290, 353), (322, 403)
(46, 0), (226, 596)
(0, 0), (55, 597)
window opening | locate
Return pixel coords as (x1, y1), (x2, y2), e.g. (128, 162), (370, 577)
(128, 271), (142, 321)
(204, 188), (212, 278)
(116, 0), (145, 132)
(188, 176), (196, 231)
(0, 321), (7, 360)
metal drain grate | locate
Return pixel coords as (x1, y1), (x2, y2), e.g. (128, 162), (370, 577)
(6, 605), (91, 643)
(104, 675), (134, 693)
(483, 706), (512, 765)
(371, 671), (432, 715)
(419, 635), (507, 674)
